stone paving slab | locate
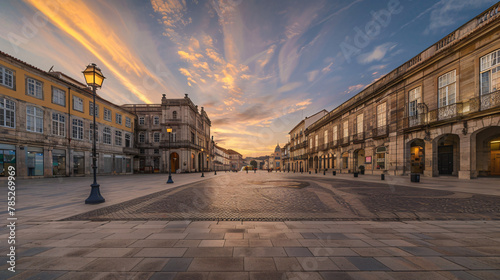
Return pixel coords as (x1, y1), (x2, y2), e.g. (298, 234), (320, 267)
(2, 220), (500, 279)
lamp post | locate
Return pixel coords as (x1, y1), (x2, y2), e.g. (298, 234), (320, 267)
(201, 148), (205, 177)
(83, 63), (105, 204)
(166, 128), (173, 184)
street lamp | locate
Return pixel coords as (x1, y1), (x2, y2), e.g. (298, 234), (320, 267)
(201, 148), (205, 177)
(83, 63), (105, 204)
(166, 128), (173, 184)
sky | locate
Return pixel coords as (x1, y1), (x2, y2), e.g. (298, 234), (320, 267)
(0, 0), (496, 157)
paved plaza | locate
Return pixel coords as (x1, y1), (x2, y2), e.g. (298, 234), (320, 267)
(1, 172), (500, 279)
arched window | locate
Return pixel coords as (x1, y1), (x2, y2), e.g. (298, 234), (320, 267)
(173, 111), (177, 119)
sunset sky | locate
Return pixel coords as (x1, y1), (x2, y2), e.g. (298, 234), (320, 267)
(0, 0), (495, 157)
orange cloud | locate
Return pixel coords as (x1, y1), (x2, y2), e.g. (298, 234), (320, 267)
(25, 0), (156, 103)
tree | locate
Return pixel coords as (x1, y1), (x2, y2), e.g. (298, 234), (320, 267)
(250, 160), (257, 169)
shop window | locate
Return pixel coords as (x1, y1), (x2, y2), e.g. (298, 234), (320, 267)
(376, 146), (386, 170)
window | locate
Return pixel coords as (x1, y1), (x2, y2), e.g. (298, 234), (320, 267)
(115, 130), (122, 146)
(116, 113), (122, 125)
(480, 49), (500, 95)
(0, 65), (14, 88)
(154, 149), (160, 154)
(343, 120), (349, 137)
(332, 126), (338, 141)
(191, 132), (195, 144)
(73, 96), (83, 112)
(139, 116), (145, 125)
(89, 123), (99, 142)
(154, 132), (160, 143)
(26, 106), (43, 133)
(52, 87), (65, 106)
(140, 148), (145, 154)
(172, 132), (177, 142)
(154, 116), (159, 125)
(0, 98), (15, 128)
(89, 101), (99, 118)
(103, 127), (111, 144)
(125, 133), (131, 147)
(357, 114), (363, 133)
(139, 132), (145, 143)
(377, 103), (386, 128)
(376, 146), (386, 170)
(408, 87), (421, 117)
(173, 111), (177, 119)
(125, 117), (131, 128)
(324, 130), (328, 145)
(104, 108), (111, 121)
(52, 113), (65, 137)
(26, 77), (43, 99)
(438, 70), (456, 107)
(314, 135), (318, 147)
(72, 119), (84, 140)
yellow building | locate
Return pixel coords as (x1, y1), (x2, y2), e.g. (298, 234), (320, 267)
(0, 51), (137, 178)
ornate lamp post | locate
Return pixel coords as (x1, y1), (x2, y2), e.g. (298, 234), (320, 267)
(201, 148), (205, 177)
(166, 128), (173, 184)
(83, 63), (105, 204)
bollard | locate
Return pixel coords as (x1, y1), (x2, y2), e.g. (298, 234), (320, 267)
(323, 170), (325, 175)
(354, 172), (358, 178)
(381, 174), (385, 180)
(254, 169), (256, 173)
(315, 169), (317, 174)
(410, 173), (420, 182)
(309, 171), (311, 174)
(333, 171), (336, 176)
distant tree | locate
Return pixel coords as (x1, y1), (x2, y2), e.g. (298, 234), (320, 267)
(250, 160), (257, 169)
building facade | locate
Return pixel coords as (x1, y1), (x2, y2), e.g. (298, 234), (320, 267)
(227, 149), (243, 171)
(302, 4), (500, 179)
(289, 110), (327, 172)
(0, 51), (136, 178)
(122, 94), (211, 173)
(213, 144), (230, 171)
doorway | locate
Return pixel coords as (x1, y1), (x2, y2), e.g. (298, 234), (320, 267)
(438, 145), (453, 175)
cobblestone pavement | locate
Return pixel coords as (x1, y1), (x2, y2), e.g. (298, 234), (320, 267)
(66, 172), (500, 221)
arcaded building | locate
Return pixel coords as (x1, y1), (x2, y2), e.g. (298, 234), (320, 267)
(122, 94), (212, 173)
(302, 4), (500, 179)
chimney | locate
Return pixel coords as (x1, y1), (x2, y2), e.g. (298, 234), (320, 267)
(184, 93), (188, 98)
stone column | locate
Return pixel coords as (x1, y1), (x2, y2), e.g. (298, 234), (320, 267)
(44, 147), (52, 177)
(458, 133), (472, 179)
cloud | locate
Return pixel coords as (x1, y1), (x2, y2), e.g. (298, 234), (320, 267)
(277, 82), (302, 93)
(306, 70), (319, 82)
(424, 0), (494, 34)
(344, 84), (364, 95)
(322, 62), (334, 73)
(357, 43), (396, 64)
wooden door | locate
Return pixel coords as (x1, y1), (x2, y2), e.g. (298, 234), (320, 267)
(491, 151), (500, 176)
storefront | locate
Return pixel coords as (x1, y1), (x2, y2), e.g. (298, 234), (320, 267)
(103, 154), (112, 174)
(0, 144), (16, 177)
(52, 149), (66, 176)
(73, 151), (85, 175)
(376, 146), (386, 170)
(27, 147), (44, 176)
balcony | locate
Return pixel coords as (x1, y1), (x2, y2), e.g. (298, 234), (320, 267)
(481, 90), (500, 110)
(407, 114), (426, 127)
(428, 103), (463, 122)
(372, 125), (388, 139)
(160, 140), (204, 150)
(352, 132), (365, 143)
(340, 136), (350, 146)
(123, 147), (139, 155)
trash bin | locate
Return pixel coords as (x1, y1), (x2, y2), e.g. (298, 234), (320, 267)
(333, 171), (336, 176)
(411, 173), (420, 182)
(381, 174), (385, 180)
(354, 172), (358, 177)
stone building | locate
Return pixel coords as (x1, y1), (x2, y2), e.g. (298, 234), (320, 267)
(122, 94), (211, 173)
(0, 51), (136, 178)
(214, 144), (230, 171)
(302, 4), (500, 179)
(288, 110), (327, 172)
(226, 149), (243, 171)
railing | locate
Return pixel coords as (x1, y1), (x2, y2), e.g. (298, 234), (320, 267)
(428, 103), (463, 122)
(123, 147), (139, 155)
(481, 90), (500, 110)
(341, 136), (350, 146)
(407, 114), (426, 127)
(160, 140), (204, 150)
(353, 132), (364, 143)
(165, 118), (181, 122)
(373, 125), (388, 138)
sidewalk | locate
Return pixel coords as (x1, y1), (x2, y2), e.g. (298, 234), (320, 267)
(1, 220), (499, 279)
(0, 171), (499, 279)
